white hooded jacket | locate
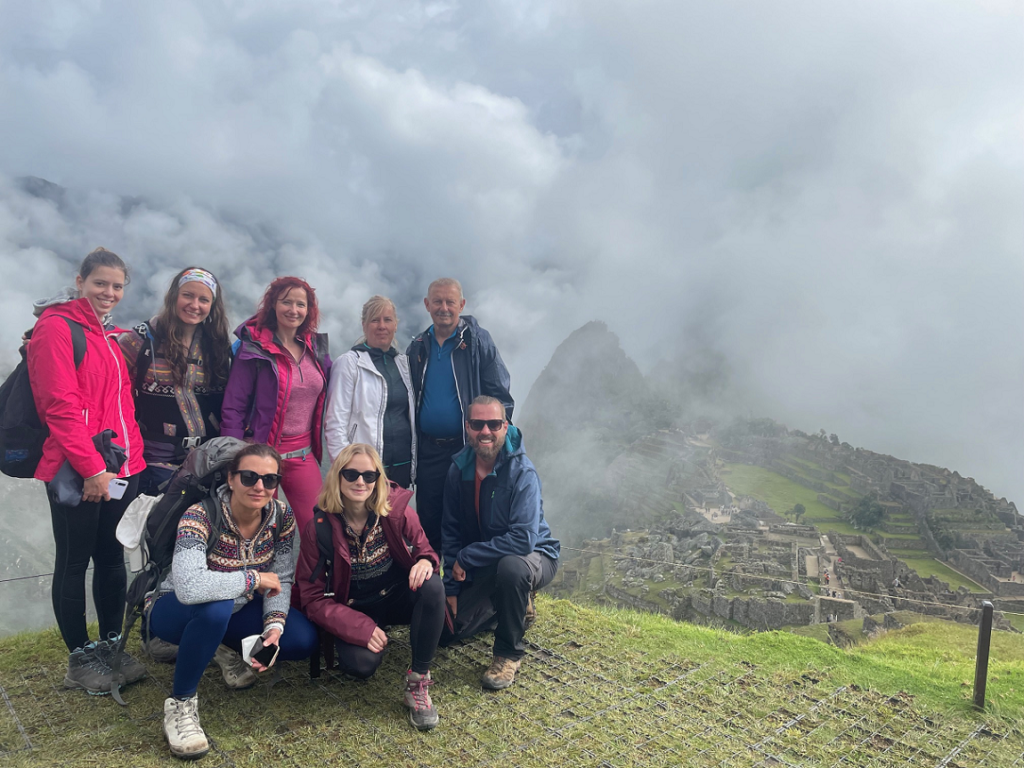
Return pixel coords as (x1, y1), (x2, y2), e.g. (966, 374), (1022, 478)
(323, 348), (417, 481)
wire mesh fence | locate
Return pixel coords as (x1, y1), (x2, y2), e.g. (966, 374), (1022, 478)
(1, 608), (1021, 768)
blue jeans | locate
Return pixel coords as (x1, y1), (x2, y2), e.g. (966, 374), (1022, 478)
(149, 592), (319, 697)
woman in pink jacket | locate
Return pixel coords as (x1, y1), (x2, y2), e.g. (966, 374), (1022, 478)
(27, 247), (148, 695)
(220, 277), (331, 532)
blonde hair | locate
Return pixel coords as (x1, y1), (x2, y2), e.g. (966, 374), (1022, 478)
(318, 443), (392, 517)
(356, 295), (399, 349)
(360, 295), (397, 325)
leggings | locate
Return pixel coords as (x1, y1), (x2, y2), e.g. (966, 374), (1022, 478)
(149, 592), (319, 698)
(277, 432), (323, 534)
(47, 474), (141, 652)
(333, 573), (445, 678)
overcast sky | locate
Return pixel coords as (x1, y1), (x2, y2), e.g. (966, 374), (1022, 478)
(1, 1), (1021, 504)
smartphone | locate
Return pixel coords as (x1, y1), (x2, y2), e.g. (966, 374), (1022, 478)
(108, 478), (129, 500)
(251, 638), (280, 668)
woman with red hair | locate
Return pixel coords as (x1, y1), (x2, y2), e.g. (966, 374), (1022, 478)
(221, 277), (331, 530)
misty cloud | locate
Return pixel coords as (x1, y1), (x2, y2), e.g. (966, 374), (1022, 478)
(0, 0), (1021, 513)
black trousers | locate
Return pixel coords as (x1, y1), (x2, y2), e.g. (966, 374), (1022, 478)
(384, 461), (412, 490)
(441, 552), (558, 660)
(414, 434), (461, 553)
(47, 474), (141, 651)
(332, 572), (445, 677)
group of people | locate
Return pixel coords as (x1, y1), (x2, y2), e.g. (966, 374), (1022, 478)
(26, 248), (560, 759)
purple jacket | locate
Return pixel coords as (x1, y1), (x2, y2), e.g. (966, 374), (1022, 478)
(220, 317), (332, 463)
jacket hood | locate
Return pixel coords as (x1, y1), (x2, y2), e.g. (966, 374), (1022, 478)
(415, 314), (481, 344)
(33, 286), (80, 317)
(452, 424), (523, 476)
(235, 314), (324, 357)
(234, 315), (288, 360)
(351, 342), (398, 359)
(38, 296), (110, 333)
(35, 289), (117, 328)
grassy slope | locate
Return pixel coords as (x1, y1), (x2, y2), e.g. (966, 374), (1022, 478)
(722, 462), (860, 535)
(1, 600), (1022, 767)
(887, 549), (990, 593)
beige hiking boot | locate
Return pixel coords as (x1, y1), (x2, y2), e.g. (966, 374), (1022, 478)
(164, 695), (209, 760)
(212, 644), (257, 690)
(481, 656), (521, 690)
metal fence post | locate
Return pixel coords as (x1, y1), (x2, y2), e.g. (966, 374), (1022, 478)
(973, 600), (994, 711)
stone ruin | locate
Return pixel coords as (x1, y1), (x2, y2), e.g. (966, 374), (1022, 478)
(553, 426), (1021, 637)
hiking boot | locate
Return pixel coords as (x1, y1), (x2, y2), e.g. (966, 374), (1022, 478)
(525, 591), (537, 628)
(212, 644), (257, 690)
(164, 695), (210, 760)
(143, 635), (179, 664)
(64, 644), (118, 695)
(402, 670), (439, 730)
(95, 634), (148, 685)
(481, 656), (521, 690)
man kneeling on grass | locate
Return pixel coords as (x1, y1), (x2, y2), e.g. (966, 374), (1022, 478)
(440, 396), (560, 689)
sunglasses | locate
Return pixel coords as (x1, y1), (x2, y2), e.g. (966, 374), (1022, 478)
(235, 470), (282, 490)
(340, 468), (381, 484)
(467, 419), (506, 432)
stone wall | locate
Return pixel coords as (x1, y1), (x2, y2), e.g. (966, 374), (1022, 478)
(950, 551), (1024, 597)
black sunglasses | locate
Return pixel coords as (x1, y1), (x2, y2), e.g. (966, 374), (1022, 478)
(235, 469), (282, 490)
(467, 419), (506, 432)
(340, 468), (381, 484)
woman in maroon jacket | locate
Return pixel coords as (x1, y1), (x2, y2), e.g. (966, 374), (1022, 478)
(296, 444), (444, 731)
(27, 247), (148, 695)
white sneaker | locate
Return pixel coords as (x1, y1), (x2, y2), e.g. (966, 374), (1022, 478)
(212, 644), (257, 690)
(163, 695), (209, 760)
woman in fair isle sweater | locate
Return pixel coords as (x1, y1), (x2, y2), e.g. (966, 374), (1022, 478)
(148, 443), (318, 760)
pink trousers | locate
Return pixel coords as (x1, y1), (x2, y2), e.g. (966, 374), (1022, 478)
(276, 432), (323, 534)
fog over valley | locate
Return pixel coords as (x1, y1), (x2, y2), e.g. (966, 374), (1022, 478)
(0, 1), (1021, 631)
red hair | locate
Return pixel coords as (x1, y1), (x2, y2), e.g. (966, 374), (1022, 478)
(255, 276), (320, 336)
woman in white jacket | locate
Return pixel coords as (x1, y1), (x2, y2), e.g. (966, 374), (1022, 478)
(324, 296), (417, 487)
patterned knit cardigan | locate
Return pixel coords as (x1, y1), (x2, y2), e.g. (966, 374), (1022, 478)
(159, 485), (296, 634)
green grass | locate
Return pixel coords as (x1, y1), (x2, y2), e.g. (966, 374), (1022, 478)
(1, 600), (1023, 766)
(898, 557), (989, 593)
(883, 550), (988, 593)
(722, 463), (860, 535)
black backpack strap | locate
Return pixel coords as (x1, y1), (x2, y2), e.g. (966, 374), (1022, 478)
(309, 512), (335, 597)
(201, 496), (223, 555)
(61, 317), (86, 369)
(133, 321), (156, 393)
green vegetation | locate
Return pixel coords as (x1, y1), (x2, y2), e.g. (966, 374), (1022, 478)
(2, 600), (1022, 767)
(897, 558), (988, 593)
(722, 463), (860, 534)
(848, 495), (885, 530)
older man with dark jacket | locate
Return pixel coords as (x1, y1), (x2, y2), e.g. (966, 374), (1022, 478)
(407, 278), (513, 553)
(440, 396), (559, 690)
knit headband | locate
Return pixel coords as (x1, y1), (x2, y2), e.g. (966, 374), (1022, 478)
(178, 268), (218, 296)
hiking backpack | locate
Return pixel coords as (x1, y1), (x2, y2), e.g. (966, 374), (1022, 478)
(111, 435), (281, 705)
(0, 317), (86, 478)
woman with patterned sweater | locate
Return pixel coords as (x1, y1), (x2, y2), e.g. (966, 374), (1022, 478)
(118, 267), (232, 497)
(148, 443), (318, 760)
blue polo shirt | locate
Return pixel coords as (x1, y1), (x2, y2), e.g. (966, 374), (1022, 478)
(417, 326), (463, 438)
